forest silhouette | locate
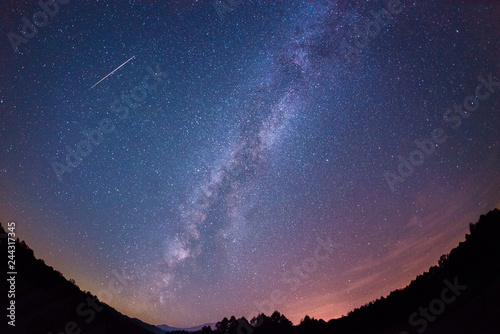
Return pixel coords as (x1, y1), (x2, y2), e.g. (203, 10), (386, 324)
(1, 208), (499, 333)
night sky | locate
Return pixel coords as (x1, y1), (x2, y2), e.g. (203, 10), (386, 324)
(1, 0), (500, 328)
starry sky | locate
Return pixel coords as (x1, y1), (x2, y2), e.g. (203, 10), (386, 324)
(1, 0), (500, 328)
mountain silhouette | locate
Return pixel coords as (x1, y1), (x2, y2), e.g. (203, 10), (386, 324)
(157, 323), (216, 332)
(0, 223), (163, 334)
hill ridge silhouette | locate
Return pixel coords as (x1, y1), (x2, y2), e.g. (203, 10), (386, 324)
(0, 224), (163, 334)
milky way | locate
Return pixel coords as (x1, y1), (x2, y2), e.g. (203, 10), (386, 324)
(1, 0), (499, 328)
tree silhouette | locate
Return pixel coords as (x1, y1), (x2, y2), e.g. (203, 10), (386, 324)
(216, 317), (229, 333)
(201, 325), (213, 333)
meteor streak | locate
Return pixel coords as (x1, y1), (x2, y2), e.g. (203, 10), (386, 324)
(89, 55), (136, 90)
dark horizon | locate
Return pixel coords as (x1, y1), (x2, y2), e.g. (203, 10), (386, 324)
(1, 0), (500, 330)
(3, 208), (500, 333)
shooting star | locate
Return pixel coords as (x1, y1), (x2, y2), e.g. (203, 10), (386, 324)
(90, 55), (136, 90)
